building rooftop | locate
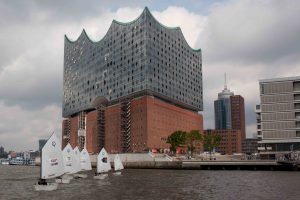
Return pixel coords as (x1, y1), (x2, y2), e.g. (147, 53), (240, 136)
(259, 76), (300, 83)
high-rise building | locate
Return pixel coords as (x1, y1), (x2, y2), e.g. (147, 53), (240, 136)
(256, 76), (300, 152)
(214, 75), (246, 139)
(230, 95), (246, 139)
(214, 84), (233, 129)
(62, 7), (203, 153)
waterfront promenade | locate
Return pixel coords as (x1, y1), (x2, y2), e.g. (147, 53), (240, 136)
(35, 153), (300, 171)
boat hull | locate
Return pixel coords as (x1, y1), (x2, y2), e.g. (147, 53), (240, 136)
(62, 174), (74, 180)
(93, 174), (108, 180)
(34, 183), (58, 191)
(74, 173), (88, 179)
(55, 178), (70, 184)
(113, 171), (122, 176)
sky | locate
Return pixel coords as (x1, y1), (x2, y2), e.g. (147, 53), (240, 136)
(1, 0), (300, 151)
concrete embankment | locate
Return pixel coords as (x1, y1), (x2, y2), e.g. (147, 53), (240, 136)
(35, 153), (300, 171)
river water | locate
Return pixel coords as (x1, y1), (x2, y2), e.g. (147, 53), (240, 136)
(0, 165), (299, 200)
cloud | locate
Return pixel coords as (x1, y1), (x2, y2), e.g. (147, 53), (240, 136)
(151, 6), (207, 47)
(200, 0), (300, 64)
(0, 103), (61, 151)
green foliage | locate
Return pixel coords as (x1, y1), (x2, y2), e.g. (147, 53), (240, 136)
(203, 134), (222, 153)
(186, 130), (203, 153)
(166, 130), (187, 152)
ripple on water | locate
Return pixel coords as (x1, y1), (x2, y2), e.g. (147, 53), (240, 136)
(0, 166), (300, 200)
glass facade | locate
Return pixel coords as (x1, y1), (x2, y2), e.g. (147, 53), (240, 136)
(63, 7), (202, 117)
(214, 86), (234, 130)
(214, 98), (232, 129)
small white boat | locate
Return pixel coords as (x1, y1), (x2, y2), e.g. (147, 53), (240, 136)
(55, 177), (70, 184)
(73, 149), (92, 178)
(62, 144), (77, 174)
(113, 154), (124, 175)
(1, 159), (9, 165)
(55, 143), (77, 183)
(62, 174), (74, 180)
(73, 147), (85, 179)
(94, 148), (111, 179)
(34, 133), (64, 191)
(34, 182), (58, 191)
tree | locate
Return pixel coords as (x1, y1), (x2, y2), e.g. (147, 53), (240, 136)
(166, 130), (187, 152)
(203, 134), (222, 160)
(186, 130), (203, 157)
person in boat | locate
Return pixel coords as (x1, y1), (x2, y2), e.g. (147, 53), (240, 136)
(38, 179), (47, 185)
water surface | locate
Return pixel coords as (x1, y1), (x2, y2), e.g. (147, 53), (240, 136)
(0, 165), (299, 200)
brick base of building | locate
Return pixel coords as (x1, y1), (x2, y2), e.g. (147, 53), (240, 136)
(62, 95), (203, 153)
(203, 129), (242, 155)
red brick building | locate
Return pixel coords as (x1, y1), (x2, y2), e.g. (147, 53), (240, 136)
(62, 96), (203, 153)
(230, 95), (245, 139)
(204, 129), (242, 155)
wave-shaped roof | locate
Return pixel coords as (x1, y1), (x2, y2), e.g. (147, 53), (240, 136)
(65, 7), (201, 52)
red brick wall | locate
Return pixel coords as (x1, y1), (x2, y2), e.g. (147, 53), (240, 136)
(147, 96), (203, 150)
(86, 110), (98, 153)
(130, 97), (148, 152)
(230, 95), (246, 139)
(63, 95), (203, 153)
(69, 116), (78, 149)
(105, 105), (121, 153)
(61, 119), (68, 149)
(204, 129), (242, 155)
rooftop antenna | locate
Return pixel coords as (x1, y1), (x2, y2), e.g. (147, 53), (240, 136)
(224, 72), (227, 90)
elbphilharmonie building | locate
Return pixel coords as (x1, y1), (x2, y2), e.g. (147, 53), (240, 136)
(62, 7), (203, 153)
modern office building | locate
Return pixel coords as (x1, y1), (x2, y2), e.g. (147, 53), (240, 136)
(62, 7), (203, 153)
(212, 76), (245, 154)
(214, 82), (234, 129)
(204, 129), (242, 155)
(256, 76), (300, 152)
(214, 76), (246, 139)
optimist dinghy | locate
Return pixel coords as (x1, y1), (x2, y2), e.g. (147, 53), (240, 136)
(94, 148), (111, 179)
(113, 154), (124, 175)
(34, 133), (64, 191)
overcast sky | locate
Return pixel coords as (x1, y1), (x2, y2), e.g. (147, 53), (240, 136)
(1, 0), (300, 151)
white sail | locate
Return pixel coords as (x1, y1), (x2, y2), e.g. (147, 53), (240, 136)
(62, 143), (77, 174)
(41, 133), (64, 179)
(97, 148), (111, 173)
(73, 147), (81, 173)
(80, 149), (92, 171)
(114, 154), (124, 171)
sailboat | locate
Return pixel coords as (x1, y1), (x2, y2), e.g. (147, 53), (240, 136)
(113, 154), (124, 175)
(55, 143), (76, 183)
(94, 148), (111, 179)
(34, 133), (64, 191)
(73, 148), (92, 178)
(73, 146), (84, 178)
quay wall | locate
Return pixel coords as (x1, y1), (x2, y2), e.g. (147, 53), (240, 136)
(35, 153), (300, 171)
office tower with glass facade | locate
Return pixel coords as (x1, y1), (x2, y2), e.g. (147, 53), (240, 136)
(62, 7), (203, 153)
(214, 78), (245, 139)
(214, 85), (234, 129)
